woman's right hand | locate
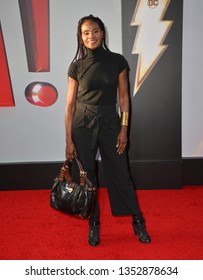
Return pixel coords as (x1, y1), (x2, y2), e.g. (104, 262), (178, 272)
(65, 140), (77, 160)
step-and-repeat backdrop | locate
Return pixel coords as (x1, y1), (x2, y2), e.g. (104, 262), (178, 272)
(0, 0), (202, 187)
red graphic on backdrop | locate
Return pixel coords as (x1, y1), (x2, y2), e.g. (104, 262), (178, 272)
(1, 0), (57, 108)
(18, 0), (50, 72)
(19, 0), (58, 106)
(25, 82), (58, 107)
(0, 23), (15, 107)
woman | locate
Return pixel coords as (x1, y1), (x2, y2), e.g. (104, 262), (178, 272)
(65, 15), (151, 246)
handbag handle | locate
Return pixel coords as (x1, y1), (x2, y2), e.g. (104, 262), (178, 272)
(60, 157), (94, 188)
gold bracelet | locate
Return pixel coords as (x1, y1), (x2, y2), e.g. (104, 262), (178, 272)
(121, 112), (129, 126)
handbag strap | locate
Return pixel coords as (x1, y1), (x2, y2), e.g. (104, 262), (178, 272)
(59, 161), (72, 182)
(75, 157), (86, 186)
(60, 157), (94, 188)
(75, 157), (94, 188)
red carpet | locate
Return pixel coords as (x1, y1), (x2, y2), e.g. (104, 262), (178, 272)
(0, 187), (203, 260)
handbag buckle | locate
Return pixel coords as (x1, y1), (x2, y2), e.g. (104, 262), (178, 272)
(68, 187), (73, 193)
(80, 171), (87, 178)
(80, 171), (87, 186)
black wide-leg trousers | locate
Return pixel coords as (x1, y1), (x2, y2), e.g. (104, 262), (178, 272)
(71, 103), (142, 220)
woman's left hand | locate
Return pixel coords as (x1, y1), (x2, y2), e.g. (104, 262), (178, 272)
(116, 126), (128, 154)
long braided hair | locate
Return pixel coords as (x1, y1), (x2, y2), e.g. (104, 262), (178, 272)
(72, 14), (109, 62)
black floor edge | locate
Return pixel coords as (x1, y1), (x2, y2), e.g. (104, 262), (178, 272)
(0, 158), (202, 190)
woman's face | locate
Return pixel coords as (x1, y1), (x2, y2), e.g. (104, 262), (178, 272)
(81, 20), (103, 50)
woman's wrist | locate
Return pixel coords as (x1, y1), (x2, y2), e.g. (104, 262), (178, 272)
(120, 111), (129, 127)
(120, 124), (128, 129)
(66, 137), (73, 144)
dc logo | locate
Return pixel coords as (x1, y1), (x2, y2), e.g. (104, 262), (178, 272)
(148, 0), (159, 8)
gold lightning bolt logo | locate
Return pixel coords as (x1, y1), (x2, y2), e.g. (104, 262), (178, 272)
(131, 0), (173, 96)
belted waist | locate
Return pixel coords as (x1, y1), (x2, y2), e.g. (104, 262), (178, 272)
(76, 102), (116, 128)
(76, 102), (116, 115)
(74, 102), (118, 149)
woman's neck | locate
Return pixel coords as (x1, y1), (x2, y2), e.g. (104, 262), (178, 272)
(86, 45), (106, 58)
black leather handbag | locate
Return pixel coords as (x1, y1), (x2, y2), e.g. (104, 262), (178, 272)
(50, 157), (96, 218)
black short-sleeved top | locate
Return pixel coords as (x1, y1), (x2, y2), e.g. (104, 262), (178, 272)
(68, 46), (128, 106)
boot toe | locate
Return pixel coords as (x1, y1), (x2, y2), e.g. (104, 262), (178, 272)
(88, 234), (100, 246)
(132, 218), (151, 244)
(138, 232), (151, 243)
(88, 221), (100, 246)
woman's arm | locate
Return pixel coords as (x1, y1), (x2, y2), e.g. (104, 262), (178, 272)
(65, 77), (78, 159)
(116, 68), (129, 154)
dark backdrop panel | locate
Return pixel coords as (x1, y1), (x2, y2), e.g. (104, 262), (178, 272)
(122, 0), (183, 188)
(0, 1), (184, 191)
(1, 158), (203, 190)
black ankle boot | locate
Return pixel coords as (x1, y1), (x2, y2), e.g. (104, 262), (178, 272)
(88, 221), (100, 246)
(132, 215), (151, 243)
